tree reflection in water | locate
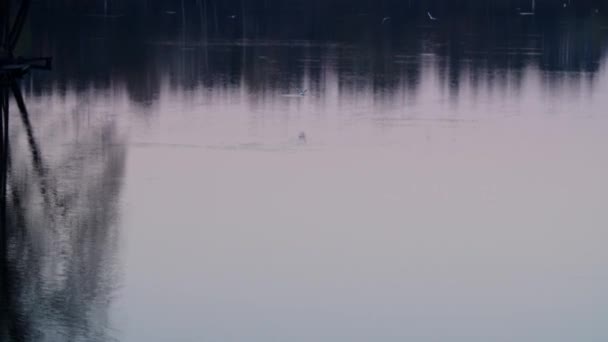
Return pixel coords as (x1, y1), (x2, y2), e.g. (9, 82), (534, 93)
(0, 85), (126, 341)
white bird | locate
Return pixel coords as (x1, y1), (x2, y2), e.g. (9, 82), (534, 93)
(227, 15), (237, 19)
(165, 10), (176, 15)
(427, 12), (438, 21)
(381, 16), (391, 24)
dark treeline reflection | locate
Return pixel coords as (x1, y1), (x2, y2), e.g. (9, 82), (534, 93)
(24, 1), (608, 107)
(36, 0), (608, 26)
(33, 0), (608, 41)
(0, 87), (126, 341)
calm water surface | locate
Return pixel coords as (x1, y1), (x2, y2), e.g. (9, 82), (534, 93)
(3, 13), (608, 341)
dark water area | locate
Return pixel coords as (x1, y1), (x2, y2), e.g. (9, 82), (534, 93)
(2, 2), (608, 341)
(27, 2), (608, 98)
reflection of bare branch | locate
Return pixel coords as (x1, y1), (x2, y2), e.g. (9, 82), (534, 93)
(1, 88), (126, 341)
(9, 82), (60, 223)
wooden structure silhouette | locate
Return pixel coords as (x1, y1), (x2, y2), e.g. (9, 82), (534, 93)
(1, 0), (51, 221)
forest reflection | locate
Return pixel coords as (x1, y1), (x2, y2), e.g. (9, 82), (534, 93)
(27, 8), (608, 108)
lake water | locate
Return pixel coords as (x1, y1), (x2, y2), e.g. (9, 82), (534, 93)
(2, 9), (608, 342)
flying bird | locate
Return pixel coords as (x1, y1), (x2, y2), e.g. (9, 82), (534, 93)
(381, 17), (391, 24)
(427, 12), (438, 21)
